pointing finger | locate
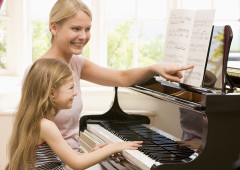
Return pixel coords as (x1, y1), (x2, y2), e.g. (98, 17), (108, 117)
(178, 65), (194, 71)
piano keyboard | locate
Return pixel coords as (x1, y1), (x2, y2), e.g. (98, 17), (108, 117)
(86, 124), (157, 170)
(83, 122), (195, 170)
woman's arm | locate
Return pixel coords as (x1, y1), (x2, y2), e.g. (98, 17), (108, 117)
(81, 58), (193, 87)
(40, 119), (142, 170)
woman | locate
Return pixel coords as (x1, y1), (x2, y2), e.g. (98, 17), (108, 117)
(26, 0), (193, 156)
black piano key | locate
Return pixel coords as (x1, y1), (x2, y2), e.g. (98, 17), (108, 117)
(140, 146), (165, 151)
(156, 157), (184, 163)
(141, 133), (168, 139)
(162, 146), (195, 158)
(174, 153), (194, 159)
(133, 128), (157, 133)
(122, 137), (147, 141)
(117, 133), (140, 137)
(141, 141), (155, 145)
(134, 131), (161, 136)
(144, 149), (171, 156)
(163, 145), (194, 152)
(153, 139), (178, 145)
(148, 152), (178, 160)
(170, 149), (195, 154)
(145, 148), (171, 153)
(117, 131), (136, 134)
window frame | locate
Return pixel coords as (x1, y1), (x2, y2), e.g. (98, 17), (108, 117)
(0, 0), (31, 76)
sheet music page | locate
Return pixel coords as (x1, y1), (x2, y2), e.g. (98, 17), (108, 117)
(162, 9), (215, 87)
(183, 10), (215, 87)
(163, 9), (195, 67)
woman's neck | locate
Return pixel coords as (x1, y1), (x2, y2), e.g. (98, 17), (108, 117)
(43, 46), (72, 65)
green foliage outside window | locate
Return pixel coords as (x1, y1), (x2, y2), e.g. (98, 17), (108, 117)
(0, 20), (6, 69)
(107, 22), (134, 69)
(138, 34), (164, 66)
(32, 20), (51, 61)
(107, 21), (164, 69)
(82, 43), (90, 59)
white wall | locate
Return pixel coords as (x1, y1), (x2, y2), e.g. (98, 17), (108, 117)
(0, 112), (14, 170)
(0, 76), (21, 169)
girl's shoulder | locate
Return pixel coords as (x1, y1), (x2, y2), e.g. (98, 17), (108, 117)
(38, 118), (55, 146)
(40, 118), (57, 129)
(40, 118), (64, 143)
(40, 118), (59, 137)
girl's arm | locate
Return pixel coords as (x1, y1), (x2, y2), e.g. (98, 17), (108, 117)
(40, 119), (142, 170)
(81, 58), (194, 87)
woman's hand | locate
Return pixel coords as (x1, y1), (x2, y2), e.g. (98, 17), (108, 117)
(152, 63), (194, 82)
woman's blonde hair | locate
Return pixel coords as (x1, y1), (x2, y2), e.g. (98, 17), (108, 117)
(49, 0), (92, 44)
(6, 58), (73, 170)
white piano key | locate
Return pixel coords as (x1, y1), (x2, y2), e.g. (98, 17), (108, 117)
(87, 124), (159, 170)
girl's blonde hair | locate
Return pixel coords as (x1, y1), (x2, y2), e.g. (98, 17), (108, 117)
(49, 0), (92, 44)
(6, 58), (73, 170)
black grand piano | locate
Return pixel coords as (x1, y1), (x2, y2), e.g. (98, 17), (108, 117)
(79, 25), (240, 170)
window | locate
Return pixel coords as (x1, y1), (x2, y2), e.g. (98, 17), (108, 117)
(92, 0), (240, 69)
(29, 0), (56, 62)
(104, 0), (168, 69)
(0, 0), (31, 76)
(180, 0), (240, 67)
(0, 0), (7, 71)
(1, 0), (240, 76)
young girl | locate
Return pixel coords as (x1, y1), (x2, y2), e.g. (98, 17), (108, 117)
(6, 58), (142, 170)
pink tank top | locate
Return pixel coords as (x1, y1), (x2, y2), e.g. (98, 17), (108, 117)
(53, 55), (84, 152)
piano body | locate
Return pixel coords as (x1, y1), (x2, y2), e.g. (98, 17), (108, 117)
(79, 25), (240, 170)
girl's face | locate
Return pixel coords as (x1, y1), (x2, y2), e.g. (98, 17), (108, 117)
(52, 75), (77, 110)
(51, 10), (91, 57)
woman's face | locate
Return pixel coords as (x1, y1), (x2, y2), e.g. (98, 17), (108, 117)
(52, 10), (91, 56)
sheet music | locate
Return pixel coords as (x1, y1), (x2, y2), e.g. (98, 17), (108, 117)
(163, 9), (215, 87)
(163, 10), (195, 65)
(184, 10), (215, 86)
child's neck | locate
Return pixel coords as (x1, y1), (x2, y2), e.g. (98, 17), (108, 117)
(46, 108), (59, 120)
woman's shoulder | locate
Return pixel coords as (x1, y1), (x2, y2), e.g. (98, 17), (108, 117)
(71, 54), (85, 65)
(70, 55), (85, 76)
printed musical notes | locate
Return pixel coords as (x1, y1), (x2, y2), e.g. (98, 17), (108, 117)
(163, 9), (215, 87)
